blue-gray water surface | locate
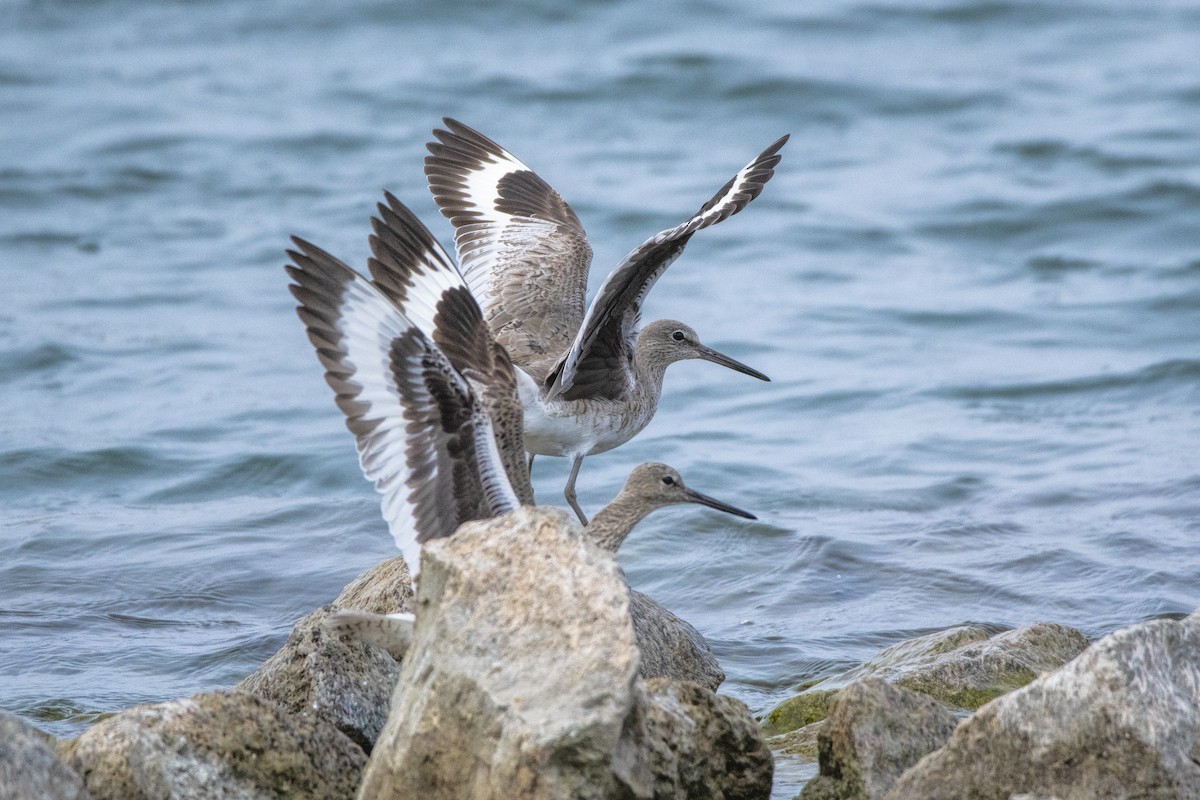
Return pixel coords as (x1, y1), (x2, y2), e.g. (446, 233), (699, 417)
(2, 0), (1199, 794)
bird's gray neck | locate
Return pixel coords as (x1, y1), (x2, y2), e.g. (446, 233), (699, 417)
(631, 336), (672, 406)
(585, 490), (654, 552)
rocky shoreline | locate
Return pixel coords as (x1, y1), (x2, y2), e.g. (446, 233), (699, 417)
(3, 509), (1199, 799)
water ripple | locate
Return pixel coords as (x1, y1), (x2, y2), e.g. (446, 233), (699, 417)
(3, 2), (1199, 778)
(938, 358), (1200, 401)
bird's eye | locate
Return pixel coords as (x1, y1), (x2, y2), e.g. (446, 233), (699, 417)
(661, 476), (675, 486)
(671, 330), (685, 342)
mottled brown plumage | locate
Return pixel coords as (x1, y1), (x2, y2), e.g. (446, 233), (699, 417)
(287, 230), (756, 581)
(586, 463), (756, 553)
(421, 119), (783, 522)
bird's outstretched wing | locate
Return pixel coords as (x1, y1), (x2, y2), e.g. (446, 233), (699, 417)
(425, 117), (593, 383)
(545, 135), (788, 402)
(367, 192), (532, 504)
(287, 239), (519, 575)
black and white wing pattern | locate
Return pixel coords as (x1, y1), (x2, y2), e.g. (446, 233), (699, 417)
(367, 191), (469, 342)
(545, 135), (789, 402)
(425, 118), (593, 383)
(367, 192), (533, 505)
(286, 239), (519, 576)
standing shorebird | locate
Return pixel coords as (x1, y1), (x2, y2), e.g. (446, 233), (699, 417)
(398, 119), (785, 524)
(285, 233), (755, 581)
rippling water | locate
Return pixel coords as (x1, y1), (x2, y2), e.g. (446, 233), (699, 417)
(3, 0), (1199, 794)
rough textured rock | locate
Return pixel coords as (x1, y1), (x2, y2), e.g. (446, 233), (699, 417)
(358, 507), (772, 800)
(332, 556), (414, 614)
(883, 614), (1200, 800)
(59, 690), (365, 800)
(764, 623), (1087, 739)
(798, 679), (958, 800)
(762, 688), (836, 738)
(768, 721), (822, 760)
(876, 623), (1089, 710)
(624, 678), (773, 800)
(630, 589), (725, 691)
(359, 507), (641, 799)
(0, 711), (91, 800)
(235, 604), (401, 752)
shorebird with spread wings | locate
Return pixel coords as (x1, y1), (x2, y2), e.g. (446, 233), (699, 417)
(397, 119), (786, 524)
(286, 212), (755, 580)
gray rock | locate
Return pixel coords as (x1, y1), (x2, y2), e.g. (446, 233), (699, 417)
(59, 690), (365, 800)
(879, 623), (1089, 710)
(359, 507), (639, 799)
(798, 679), (958, 800)
(325, 609), (415, 659)
(630, 589), (725, 691)
(767, 721), (822, 760)
(359, 506), (772, 800)
(235, 605), (401, 753)
(0, 711), (91, 800)
(884, 614), (1200, 800)
(332, 555), (414, 614)
(764, 623), (1088, 738)
(623, 678), (773, 800)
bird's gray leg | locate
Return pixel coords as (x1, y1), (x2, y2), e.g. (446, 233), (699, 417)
(564, 454), (589, 525)
(525, 453), (536, 503)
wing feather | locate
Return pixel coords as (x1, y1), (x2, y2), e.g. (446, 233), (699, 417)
(286, 239), (519, 577)
(367, 194), (533, 504)
(545, 135), (789, 401)
(424, 118), (593, 382)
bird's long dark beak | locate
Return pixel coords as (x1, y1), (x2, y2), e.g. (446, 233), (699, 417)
(684, 487), (757, 520)
(696, 345), (770, 382)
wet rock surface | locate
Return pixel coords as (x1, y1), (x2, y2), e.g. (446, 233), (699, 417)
(233, 555), (415, 753)
(765, 622), (1088, 743)
(877, 623), (1090, 710)
(234, 605), (401, 753)
(627, 678), (773, 800)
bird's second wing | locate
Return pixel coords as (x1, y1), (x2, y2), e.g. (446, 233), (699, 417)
(368, 193), (533, 504)
(287, 239), (518, 574)
(545, 135), (789, 402)
(425, 117), (593, 382)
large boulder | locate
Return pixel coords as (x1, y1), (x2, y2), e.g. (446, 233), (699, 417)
(629, 589), (724, 691)
(867, 622), (1089, 710)
(798, 679), (958, 800)
(883, 613), (1200, 799)
(763, 622), (1087, 741)
(0, 711), (91, 800)
(58, 690), (365, 800)
(358, 506), (771, 800)
(235, 605), (401, 752)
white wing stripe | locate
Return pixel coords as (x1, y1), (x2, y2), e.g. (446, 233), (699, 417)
(329, 281), (424, 572)
(548, 136), (786, 398)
